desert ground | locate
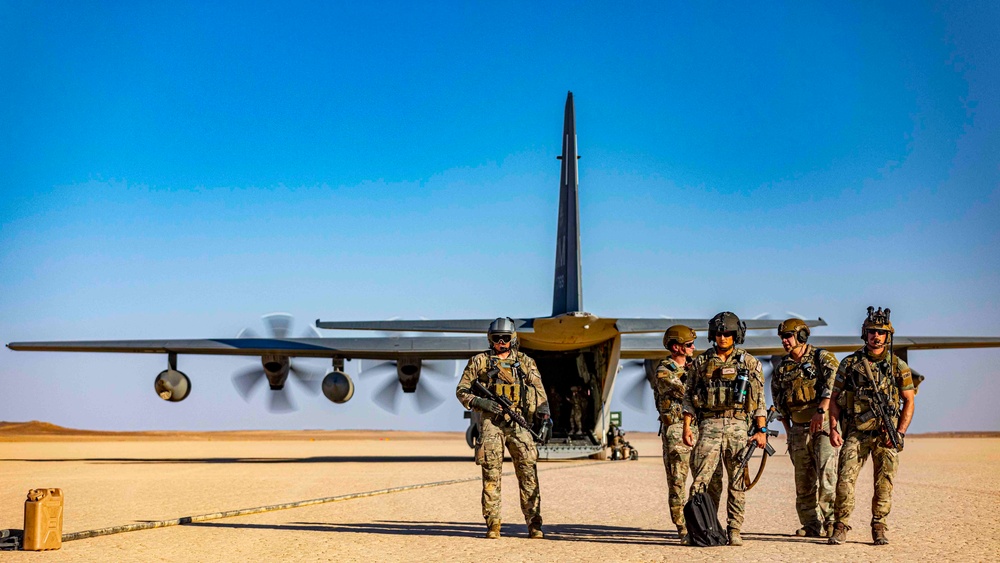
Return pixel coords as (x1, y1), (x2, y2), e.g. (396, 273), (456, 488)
(1, 422), (998, 562)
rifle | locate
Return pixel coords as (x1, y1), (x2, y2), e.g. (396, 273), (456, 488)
(731, 406), (779, 492)
(860, 359), (904, 451)
(471, 380), (543, 442)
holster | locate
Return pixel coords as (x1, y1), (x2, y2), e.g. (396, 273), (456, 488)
(474, 441), (485, 466)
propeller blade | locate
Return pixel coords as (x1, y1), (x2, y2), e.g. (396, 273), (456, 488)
(422, 360), (458, 380)
(373, 377), (401, 413)
(289, 363), (320, 395)
(232, 366), (267, 401)
(413, 382), (444, 413)
(359, 361), (397, 379)
(619, 360), (653, 412)
(268, 389), (296, 413)
(236, 327), (259, 338)
(263, 313), (293, 339)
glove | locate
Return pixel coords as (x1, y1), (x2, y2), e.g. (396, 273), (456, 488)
(471, 397), (502, 414)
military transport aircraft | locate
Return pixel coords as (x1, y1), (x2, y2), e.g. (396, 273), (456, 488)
(8, 92), (1000, 460)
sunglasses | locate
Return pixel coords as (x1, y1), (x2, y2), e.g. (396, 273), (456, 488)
(866, 329), (889, 336)
(780, 332), (795, 339)
(683, 342), (696, 349)
(490, 334), (512, 343)
(715, 331), (736, 338)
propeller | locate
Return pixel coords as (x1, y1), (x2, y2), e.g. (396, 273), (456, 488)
(618, 359), (657, 413)
(360, 358), (457, 414)
(231, 313), (323, 413)
(355, 316), (459, 414)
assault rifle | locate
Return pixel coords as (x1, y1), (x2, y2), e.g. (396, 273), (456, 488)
(731, 406), (779, 491)
(863, 387), (904, 451)
(860, 359), (904, 451)
(471, 380), (544, 442)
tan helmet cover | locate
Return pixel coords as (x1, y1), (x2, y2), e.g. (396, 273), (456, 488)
(861, 306), (894, 339)
(663, 325), (697, 348)
(778, 318), (810, 343)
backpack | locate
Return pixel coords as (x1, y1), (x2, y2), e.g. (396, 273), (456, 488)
(683, 489), (728, 547)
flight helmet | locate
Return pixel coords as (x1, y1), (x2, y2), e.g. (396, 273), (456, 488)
(488, 317), (518, 348)
(708, 311), (746, 345)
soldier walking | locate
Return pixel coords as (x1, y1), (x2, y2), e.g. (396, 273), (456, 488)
(682, 312), (767, 547)
(828, 307), (916, 546)
(771, 318), (840, 538)
(456, 317), (550, 539)
(654, 325), (722, 545)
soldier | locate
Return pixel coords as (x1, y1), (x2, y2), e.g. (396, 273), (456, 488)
(682, 312), (766, 547)
(828, 307), (915, 546)
(568, 386), (586, 435)
(770, 318), (840, 538)
(456, 317), (550, 539)
(654, 324), (723, 545)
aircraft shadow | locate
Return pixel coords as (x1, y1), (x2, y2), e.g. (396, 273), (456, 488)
(187, 520), (679, 545)
(1, 455), (472, 465)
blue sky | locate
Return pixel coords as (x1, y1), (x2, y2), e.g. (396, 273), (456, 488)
(1, 1), (998, 433)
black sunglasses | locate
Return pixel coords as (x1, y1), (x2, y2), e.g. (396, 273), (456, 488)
(490, 334), (512, 343)
(866, 329), (888, 336)
(780, 332), (795, 339)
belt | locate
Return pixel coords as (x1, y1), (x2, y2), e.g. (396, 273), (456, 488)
(701, 410), (745, 420)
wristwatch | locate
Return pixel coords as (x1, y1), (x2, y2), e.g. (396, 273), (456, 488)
(816, 407), (826, 415)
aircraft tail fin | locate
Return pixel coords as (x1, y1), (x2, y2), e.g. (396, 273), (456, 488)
(552, 91), (583, 316)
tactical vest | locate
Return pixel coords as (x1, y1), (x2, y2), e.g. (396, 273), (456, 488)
(482, 353), (532, 420)
(844, 354), (902, 432)
(693, 351), (750, 412)
(775, 348), (825, 418)
(654, 362), (685, 427)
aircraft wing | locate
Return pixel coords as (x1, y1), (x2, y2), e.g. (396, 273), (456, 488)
(315, 318), (534, 333)
(6, 336), (485, 361)
(620, 334), (1000, 359)
(614, 317), (827, 334)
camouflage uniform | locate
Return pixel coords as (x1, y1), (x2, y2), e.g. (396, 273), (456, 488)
(654, 358), (723, 535)
(457, 350), (549, 529)
(682, 347), (765, 532)
(771, 344), (840, 532)
(832, 348), (913, 527)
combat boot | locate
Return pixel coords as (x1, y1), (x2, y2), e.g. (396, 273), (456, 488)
(528, 525), (544, 539)
(795, 522), (823, 537)
(872, 523), (889, 545)
(728, 528), (743, 546)
(485, 521), (501, 539)
(678, 526), (689, 546)
(824, 521), (835, 538)
(828, 522), (849, 545)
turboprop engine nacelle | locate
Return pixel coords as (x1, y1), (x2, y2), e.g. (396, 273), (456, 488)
(397, 358), (421, 393)
(322, 370), (355, 403)
(155, 369), (191, 402)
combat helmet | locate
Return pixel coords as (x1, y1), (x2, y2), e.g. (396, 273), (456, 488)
(488, 317), (518, 348)
(777, 318), (810, 344)
(861, 306), (894, 340)
(708, 311), (746, 345)
(663, 325), (697, 349)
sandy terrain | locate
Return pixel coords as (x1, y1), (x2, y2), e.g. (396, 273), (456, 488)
(1, 423), (998, 561)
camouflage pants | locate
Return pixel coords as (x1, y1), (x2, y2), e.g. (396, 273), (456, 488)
(689, 417), (751, 531)
(661, 422), (723, 533)
(788, 423), (839, 529)
(834, 430), (899, 526)
(569, 408), (583, 434)
(480, 417), (541, 527)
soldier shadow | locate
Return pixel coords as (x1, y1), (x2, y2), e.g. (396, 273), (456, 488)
(186, 520), (675, 544)
(2, 455), (472, 465)
(739, 531), (826, 544)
